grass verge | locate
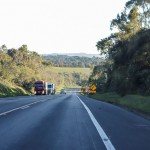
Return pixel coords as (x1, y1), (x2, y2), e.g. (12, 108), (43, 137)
(89, 92), (150, 117)
(0, 81), (29, 97)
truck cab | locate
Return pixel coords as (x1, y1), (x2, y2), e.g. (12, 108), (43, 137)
(34, 80), (47, 95)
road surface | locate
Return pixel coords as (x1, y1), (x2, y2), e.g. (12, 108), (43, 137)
(0, 94), (150, 150)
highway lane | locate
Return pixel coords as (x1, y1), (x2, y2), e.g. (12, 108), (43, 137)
(79, 94), (150, 150)
(0, 94), (150, 150)
(0, 95), (59, 114)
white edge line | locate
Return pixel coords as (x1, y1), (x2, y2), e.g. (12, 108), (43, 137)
(76, 95), (116, 150)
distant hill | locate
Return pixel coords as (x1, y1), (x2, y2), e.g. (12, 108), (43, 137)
(42, 53), (101, 58)
(43, 54), (104, 68)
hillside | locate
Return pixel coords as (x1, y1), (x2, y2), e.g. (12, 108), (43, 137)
(43, 53), (100, 58)
(0, 66), (91, 96)
(43, 54), (103, 67)
(0, 78), (28, 97)
(0, 45), (93, 96)
(44, 67), (91, 92)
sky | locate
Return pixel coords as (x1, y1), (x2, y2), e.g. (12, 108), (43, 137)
(0, 0), (128, 54)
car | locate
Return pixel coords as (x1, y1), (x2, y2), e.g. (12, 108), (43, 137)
(60, 89), (66, 94)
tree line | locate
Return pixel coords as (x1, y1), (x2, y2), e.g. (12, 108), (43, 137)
(89, 0), (150, 95)
(0, 45), (92, 94)
(43, 55), (102, 68)
(0, 45), (44, 92)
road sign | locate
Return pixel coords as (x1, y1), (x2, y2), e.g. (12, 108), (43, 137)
(90, 84), (96, 91)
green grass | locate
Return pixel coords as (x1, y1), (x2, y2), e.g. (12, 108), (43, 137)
(44, 67), (91, 92)
(0, 67), (91, 97)
(0, 80), (29, 97)
(51, 67), (91, 74)
(89, 92), (150, 116)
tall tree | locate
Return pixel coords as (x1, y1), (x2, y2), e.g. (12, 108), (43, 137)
(95, 0), (150, 95)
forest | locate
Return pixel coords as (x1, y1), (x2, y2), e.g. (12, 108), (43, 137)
(0, 45), (91, 96)
(89, 0), (150, 95)
(43, 55), (102, 68)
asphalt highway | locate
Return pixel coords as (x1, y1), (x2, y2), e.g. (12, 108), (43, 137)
(0, 94), (150, 150)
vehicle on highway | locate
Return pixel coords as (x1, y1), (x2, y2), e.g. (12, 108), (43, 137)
(34, 80), (56, 95)
(47, 83), (56, 95)
(34, 80), (47, 95)
(60, 89), (66, 94)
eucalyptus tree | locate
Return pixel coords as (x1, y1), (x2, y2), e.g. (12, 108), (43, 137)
(95, 0), (150, 95)
(125, 0), (150, 29)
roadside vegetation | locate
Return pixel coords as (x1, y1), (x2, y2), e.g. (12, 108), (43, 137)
(89, 0), (150, 96)
(44, 55), (102, 68)
(89, 93), (150, 117)
(0, 79), (28, 97)
(44, 67), (91, 93)
(0, 44), (91, 97)
(87, 0), (150, 117)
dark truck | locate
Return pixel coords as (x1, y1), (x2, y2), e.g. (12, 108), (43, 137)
(34, 80), (55, 95)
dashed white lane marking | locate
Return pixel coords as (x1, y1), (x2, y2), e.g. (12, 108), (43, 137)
(0, 100), (45, 116)
(21, 105), (30, 109)
(0, 107), (23, 116)
(76, 95), (116, 150)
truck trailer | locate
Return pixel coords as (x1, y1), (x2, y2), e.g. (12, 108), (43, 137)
(47, 83), (56, 95)
(34, 80), (55, 95)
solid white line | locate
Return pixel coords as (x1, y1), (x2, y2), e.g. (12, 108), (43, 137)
(76, 95), (116, 150)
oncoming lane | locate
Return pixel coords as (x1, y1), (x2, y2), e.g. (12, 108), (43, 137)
(0, 95), (59, 115)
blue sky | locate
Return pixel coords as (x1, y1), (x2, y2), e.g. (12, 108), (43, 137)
(0, 0), (128, 54)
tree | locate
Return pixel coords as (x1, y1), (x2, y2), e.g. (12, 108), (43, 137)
(0, 45), (7, 53)
(127, 5), (141, 34)
(96, 35), (115, 56)
(95, 0), (150, 95)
